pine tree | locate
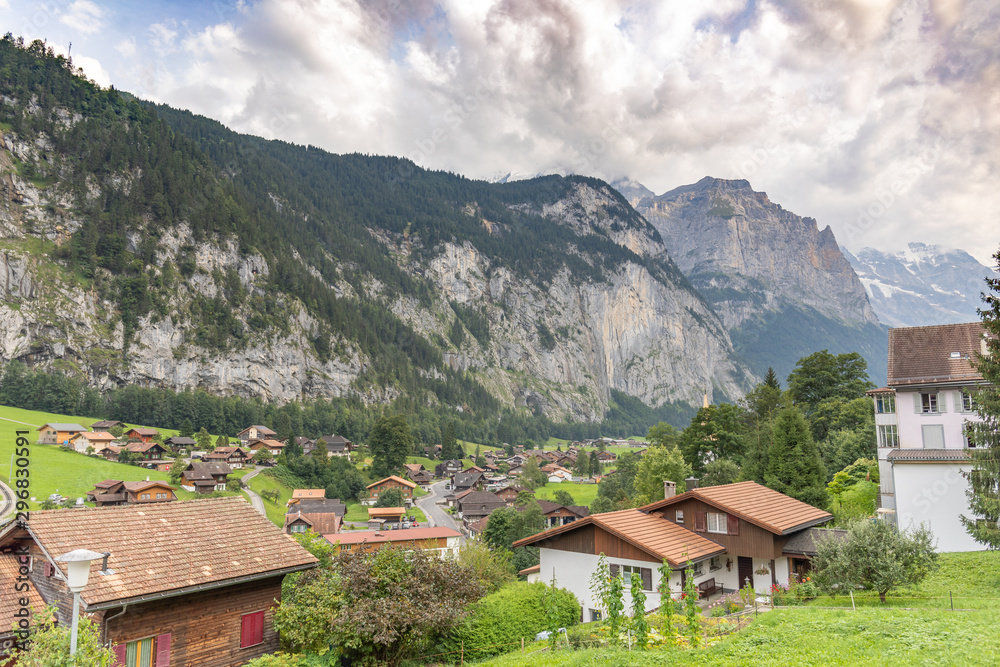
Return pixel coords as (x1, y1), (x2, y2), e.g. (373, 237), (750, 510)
(764, 367), (780, 389)
(441, 422), (457, 460)
(765, 402), (828, 508)
(962, 248), (1000, 548)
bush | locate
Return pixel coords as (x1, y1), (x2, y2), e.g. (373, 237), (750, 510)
(442, 582), (580, 659)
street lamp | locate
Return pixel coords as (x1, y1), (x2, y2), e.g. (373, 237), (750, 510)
(55, 549), (106, 656)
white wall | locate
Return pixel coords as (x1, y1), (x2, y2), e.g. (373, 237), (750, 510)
(893, 461), (983, 552)
(896, 389), (980, 450)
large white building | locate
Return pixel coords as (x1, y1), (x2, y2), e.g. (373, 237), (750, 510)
(869, 322), (992, 552)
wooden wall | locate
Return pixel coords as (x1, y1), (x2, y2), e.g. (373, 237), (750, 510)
(650, 500), (785, 559)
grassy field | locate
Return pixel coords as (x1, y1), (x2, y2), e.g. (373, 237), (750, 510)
(478, 608), (999, 666)
(246, 472), (295, 526)
(533, 481), (599, 507)
(0, 405), (182, 438)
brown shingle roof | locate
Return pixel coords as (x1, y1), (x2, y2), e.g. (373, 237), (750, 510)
(513, 509), (724, 566)
(887, 449), (972, 462)
(12, 497), (316, 609)
(783, 527), (848, 556)
(0, 553), (45, 636)
(641, 481), (832, 535)
(888, 322), (988, 386)
(327, 526), (461, 545)
(367, 475), (416, 490)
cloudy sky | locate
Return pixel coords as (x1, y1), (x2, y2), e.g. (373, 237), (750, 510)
(7, 0), (1000, 263)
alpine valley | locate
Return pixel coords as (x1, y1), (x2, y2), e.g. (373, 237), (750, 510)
(0, 36), (921, 433)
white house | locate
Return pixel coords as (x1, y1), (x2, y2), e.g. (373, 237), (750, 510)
(869, 322), (991, 552)
(514, 481), (835, 621)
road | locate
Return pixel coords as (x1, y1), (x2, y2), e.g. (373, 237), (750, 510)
(414, 480), (461, 533)
(0, 480), (14, 521)
(241, 466), (266, 516)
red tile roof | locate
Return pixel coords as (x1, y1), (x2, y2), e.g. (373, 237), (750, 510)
(0, 552), (45, 637)
(513, 509), (724, 566)
(6, 497), (317, 609)
(326, 526), (461, 546)
(888, 322), (988, 386)
(641, 481), (832, 535)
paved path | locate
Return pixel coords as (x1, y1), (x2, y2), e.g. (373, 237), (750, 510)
(241, 467), (266, 516)
(0, 417), (39, 428)
(0, 480), (14, 520)
(415, 480), (461, 533)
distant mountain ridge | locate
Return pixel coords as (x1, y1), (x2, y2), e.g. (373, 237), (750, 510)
(617, 176), (888, 385)
(844, 243), (998, 328)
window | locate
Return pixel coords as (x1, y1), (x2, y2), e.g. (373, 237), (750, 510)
(140, 493), (150, 500)
(877, 424), (899, 448)
(241, 610), (265, 649)
(675, 510), (684, 523)
(706, 512), (728, 534)
(341, 544), (352, 551)
(921, 424), (945, 449)
(875, 394), (896, 414)
(710, 556), (722, 572)
(611, 564), (652, 590)
(113, 634), (170, 667)
(589, 609), (603, 622)
(289, 524), (307, 533)
(962, 391), (978, 412)
(920, 393), (938, 413)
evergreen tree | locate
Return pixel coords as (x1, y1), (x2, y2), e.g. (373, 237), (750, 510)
(573, 452), (591, 478)
(633, 445), (691, 504)
(764, 367), (780, 389)
(441, 422), (458, 460)
(765, 403), (828, 508)
(196, 427), (213, 451)
(179, 418), (195, 439)
(369, 414), (413, 478)
(962, 248), (1000, 548)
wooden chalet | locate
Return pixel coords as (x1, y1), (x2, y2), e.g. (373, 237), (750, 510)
(247, 439), (284, 456)
(125, 427), (159, 443)
(284, 499), (344, 535)
(407, 469), (434, 487)
(67, 431), (117, 454)
(456, 491), (505, 523)
(318, 434), (353, 457)
(203, 446), (250, 469)
(86, 479), (129, 507)
(124, 441), (170, 465)
(164, 436), (197, 451)
(36, 423), (86, 445)
(536, 500), (590, 527)
(237, 425), (277, 442)
(86, 479), (177, 506)
(434, 460), (463, 478)
(367, 507), (406, 529)
(183, 462), (232, 493)
(0, 498), (318, 667)
(366, 475), (417, 502)
(495, 485), (531, 505)
(451, 471), (484, 494)
(287, 489), (325, 506)
(325, 526), (462, 558)
(90, 419), (124, 430)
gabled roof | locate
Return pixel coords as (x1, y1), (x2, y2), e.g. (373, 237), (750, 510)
(239, 425), (276, 435)
(456, 491), (505, 508)
(90, 420), (124, 429)
(513, 509), (724, 567)
(640, 481), (832, 535)
(326, 526), (460, 546)
(125, 441), (167, 453)
(782, 527), (848, 556)
(126, 428), (159, 436)
(183, 462), (232, 479)
(38, 423), (86, 431)
(453, 472), (483, 487)
(122, 481), (176, 492)
(368, 507), (406, 518)
(367, 475), (417, 490)
(888, 322), (989, 386)
(2, 498), (317, 610)
(293, 498), (347, 516)
(164, 436), (197, 445)
(74, 431), (116, 441)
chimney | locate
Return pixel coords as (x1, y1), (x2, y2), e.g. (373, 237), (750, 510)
(685, 476), (699, 490)
(663, 480), (676, 499)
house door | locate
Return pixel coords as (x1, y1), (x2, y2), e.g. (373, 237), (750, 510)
(738, 557), (754, 589)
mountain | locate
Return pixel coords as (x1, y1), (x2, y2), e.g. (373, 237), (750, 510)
(844, 243), (999, 328)
(623, 176), (888, 385)
(0, 37), (751, 428)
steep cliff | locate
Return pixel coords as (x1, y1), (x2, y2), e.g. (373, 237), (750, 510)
(626, 176), (887, 383)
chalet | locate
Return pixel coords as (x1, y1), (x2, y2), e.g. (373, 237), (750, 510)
(121, 480), (178, 504)
(325, 526), (462, 558)
(247, 439), (285, 457)
(67, 431), (117, 454)
(495, 485), (531, 505)
(237, 425), (277, 442)
(287, 489), (326, 506)
(513, 481), (832, 619)
(451, 471), (484, 494)
(125, 427), (159, 443)
(596, 451), (617, 462)
(123, 441), (170, 465)
(37, 423), (86, 445)
(284, 499), (345, 535)
(366, 476), (417, 503)
(407, 469), (434, 488)
(456, 491), (506, 523)
(293, 437), (316, 454)
(466, 516), (489, 537)
(367, 507), (406, 529)
(870, 322), (995, 551)
(434, 460), (463, 478)
(319, 435), (353, 457)
(203, 446), (251, 469)
(0, 498), (318, 667)
(164, 436), (197, 452)
(543, 466), (573, 483)
(86, 480), (129, 507)
(536, 500), (590, 528)
(403, 463), (426, 474)
(90, 420), (125, 431)
(183, 462), (232, 493)
(507, 465), (526, 477)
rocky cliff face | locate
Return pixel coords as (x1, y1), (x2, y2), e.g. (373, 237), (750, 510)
(0, 122), (749, 420)
(621, 176), (887, 383)
(844, 243), (999, 328)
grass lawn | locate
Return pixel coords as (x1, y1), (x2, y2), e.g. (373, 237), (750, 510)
(478, 608), (999, 666)
(246, 471), (295, 526)
(405, 455), (439, 471)
(532, 481), (599, 507)
(0, 405), (183, 438)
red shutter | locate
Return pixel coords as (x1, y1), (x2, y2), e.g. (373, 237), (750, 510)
(111, 644), (127, 667)
(155, 633), (171, 666)
(241, 610), (264, 648)
(727, 514), (739, 535)
(43, 562), (54, 577)
(694, 511), (707, 532)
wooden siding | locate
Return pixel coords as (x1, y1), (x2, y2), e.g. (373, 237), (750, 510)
(651, 499), (784, 559)
(369, 479), (414, 498)
(594, 526), (661, 563)
(532, 523), (596, 556)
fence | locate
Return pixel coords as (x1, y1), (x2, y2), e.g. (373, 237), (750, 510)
(770, 592), (1000, 612)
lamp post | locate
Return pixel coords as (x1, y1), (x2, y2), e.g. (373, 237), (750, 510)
(55, 549), (105, 657)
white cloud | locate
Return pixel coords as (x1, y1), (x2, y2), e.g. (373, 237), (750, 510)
(59, 0), (105, 35)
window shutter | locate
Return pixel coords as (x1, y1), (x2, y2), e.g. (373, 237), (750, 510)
(43, 562), (54, 577)
(609, 564), (619, 577)
(111, 644), (127, 667)
(913, 393), (921, 413)
(241, 611), (265, 648)
(155, 633), (171, 666)
(727, 514), (739, 535)
(640, 568), (652, 591)
(695, 511), (707, 532)
(937, 393), (946, 413)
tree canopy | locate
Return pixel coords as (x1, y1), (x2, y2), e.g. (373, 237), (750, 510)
(369, 414), (413, 478)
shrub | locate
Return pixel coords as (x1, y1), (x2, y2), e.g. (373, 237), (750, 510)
(443, 582), (580, 659)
